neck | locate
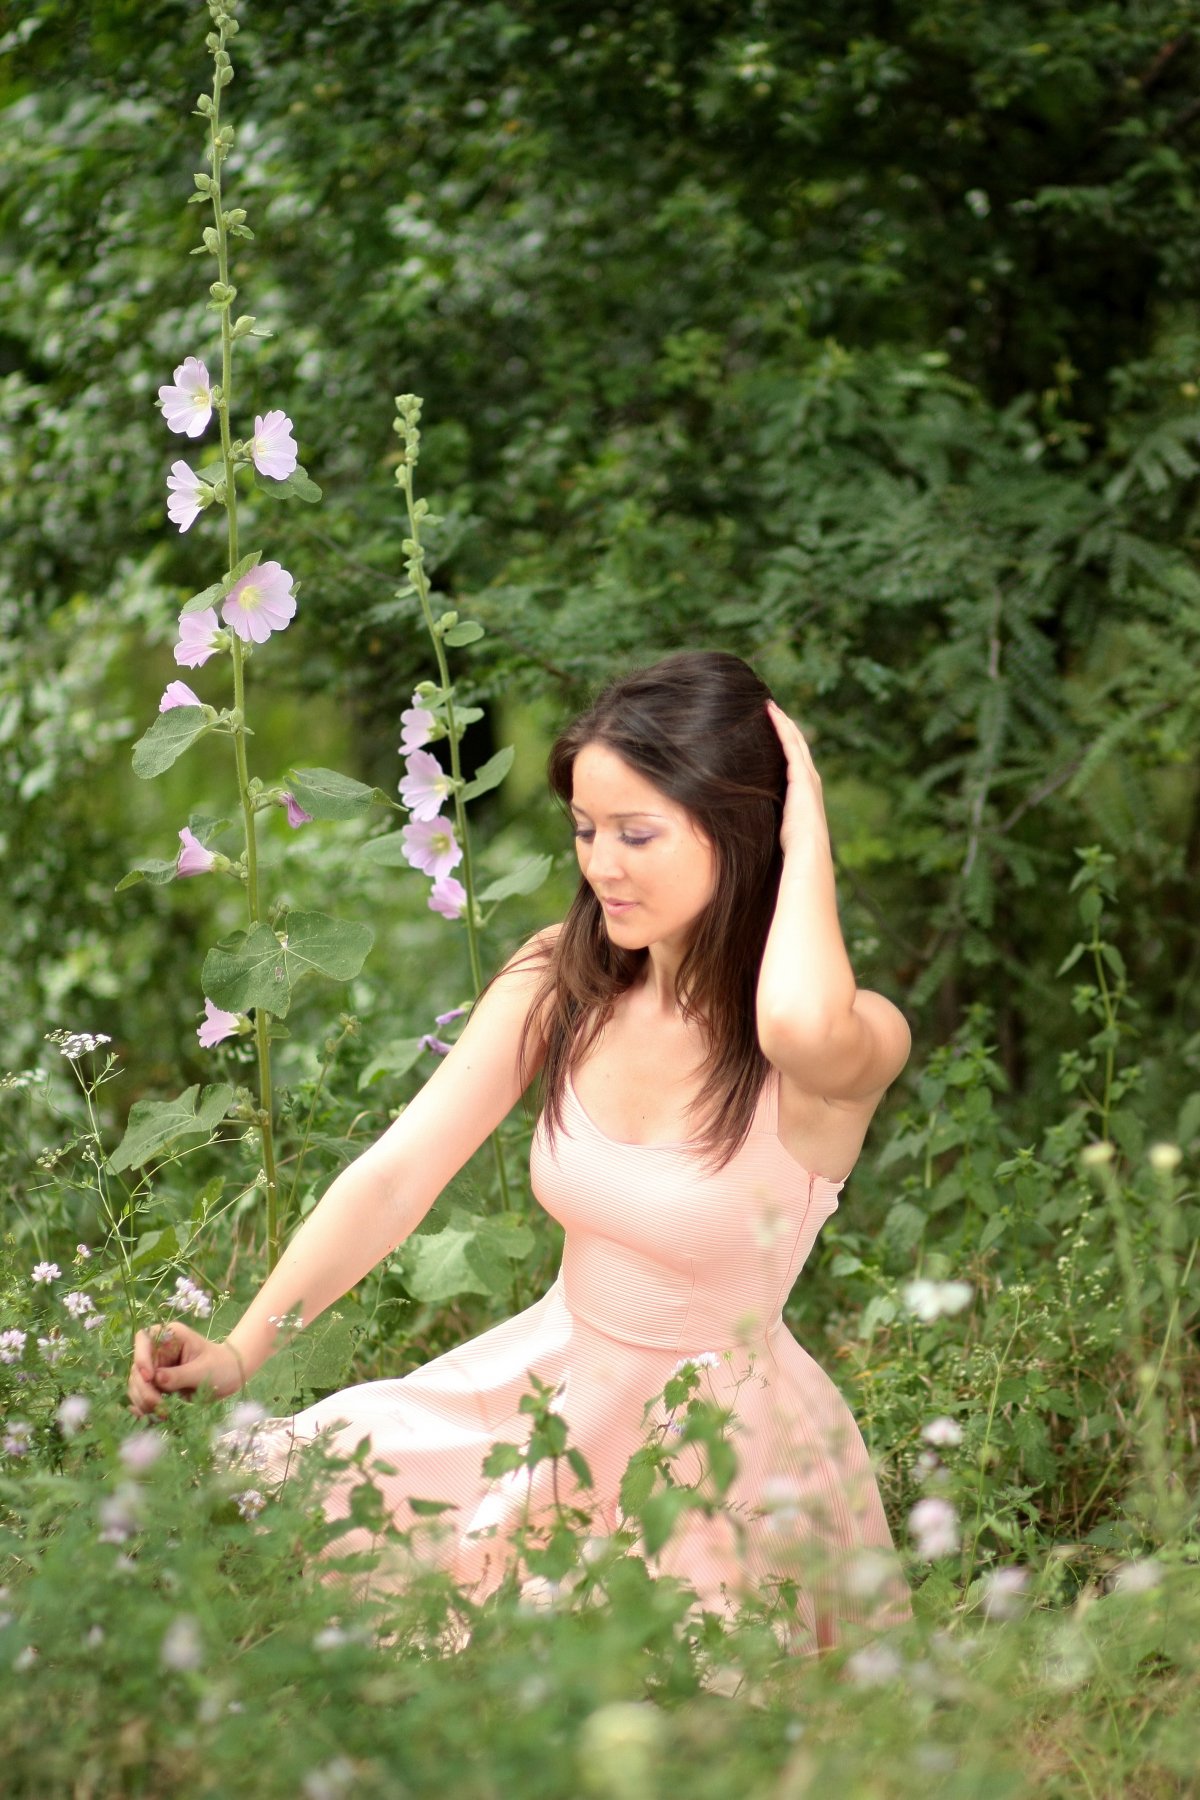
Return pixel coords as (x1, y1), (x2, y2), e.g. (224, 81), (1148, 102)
(639, 937), (689, 1016)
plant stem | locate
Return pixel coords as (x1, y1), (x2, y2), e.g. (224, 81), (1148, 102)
(398, 458), (514, 1219)
(208, 23), (280, 1266)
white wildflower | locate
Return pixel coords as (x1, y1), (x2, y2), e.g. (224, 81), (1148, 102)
(98, 1484), (142, 1545)
(672, 1351), (719, 1373)
(921, 1416), (963, 1448)
(1109, 1558), (1163, 1595)
(160, 1615), (204, 1672)
(908, 1495), (960, 1559)
(119, 1430), (166, 1474)
(1148, 1143), (1182, 1175)
(0, 1330), (27, 1365)
(2, 1422), (33, 1458)
(56, 1395), (90, 1438)
(902, 1279), (974, 1322)
(62, 1291), (96, 1319)
(30, 1262), (61, 1285)
(45, 1030), (112, 1061)
(844, 1640), (904, 1685)
(980, 1565), (1029, 1620)
(235, 1489), (266, 1521)
(302, 1756), (357, 1800)
(169, 1275), (212, 1319)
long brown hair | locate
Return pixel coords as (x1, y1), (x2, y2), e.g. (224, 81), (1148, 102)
(519, 651), (788, 1168)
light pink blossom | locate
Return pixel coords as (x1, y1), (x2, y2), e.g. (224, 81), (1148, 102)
(174, 606), (222, 669)
(250, 410), (298, 480)
(221, 560), (296, 645)
(158, 357), (213, 438)
(399, 748), (453, 822)
(63, 1291), (96, 1319)
(56, 1395), (90, 1438)
(75, 1244), (91, 1260)
(176, 827), (216, 878)
(399, 697), (435, 753)
(120, 1430), (166, 1473)
(921, 1416), (963, 1448)
(31, 1262), (60, 1285)
(198, 998), (241, 1048)
(908, 1495), (960, 1560)
(0, 1330), (27, 1365)
(170, 1275), (212, 1319)
(281, 792), (313, 829)
(166, 460), (205, 531)
(159, 680), (203, 712)
(428, 875), (468, 919)
(2, 1422), (32, 1458)
(402, 816), (462, 882)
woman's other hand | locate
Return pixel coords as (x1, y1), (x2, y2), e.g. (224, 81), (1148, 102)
(127, 1322), (244, 1416)
(766, 698), (831, 861)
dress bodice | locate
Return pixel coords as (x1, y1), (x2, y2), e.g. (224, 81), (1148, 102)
(529, 1069), (844, 1353)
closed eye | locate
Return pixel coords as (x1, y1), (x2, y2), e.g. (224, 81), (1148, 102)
(572, 829), (654, 848)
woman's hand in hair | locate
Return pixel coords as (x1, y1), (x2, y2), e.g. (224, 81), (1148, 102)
(766, 699), (831, 861)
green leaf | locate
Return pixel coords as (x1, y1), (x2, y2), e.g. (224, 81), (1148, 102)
(287, 766), (383, 820)
(357, 1036), (425, 1090)
(442, 621), (484, 647)
(131, 707), (213, 779)
(129, 1225), (179, 1271)
(359, 834), (412, 868)
(476, 854), (553, 905)
(107, 1083), (234, 1173)
(408, 1497), (457, 1517)
(640, 1487), (690, 1557)
(254, 464), (322, 504)
(202, 911), (375, 1017)
(115, 857), (178, 892)
(618, 1446), (659, 1517)
(399, 1207), (534, 1303)
(460, 745), (514, 803)
(179, 550), (263, 618)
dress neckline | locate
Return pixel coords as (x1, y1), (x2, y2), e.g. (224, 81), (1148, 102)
(564, 1068), (847, 1187)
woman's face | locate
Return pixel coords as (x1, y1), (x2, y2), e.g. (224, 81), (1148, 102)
(569, 743), (717, 953)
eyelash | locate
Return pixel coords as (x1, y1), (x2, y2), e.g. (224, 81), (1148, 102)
(572, 830), (654, 848)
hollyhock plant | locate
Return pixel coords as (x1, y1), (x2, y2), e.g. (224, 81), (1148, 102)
(429, 875), (468, 919)
(402, 816), (463, 882)
(174, 605), (222, 669)
(399, 696), (435, 753)
(221, 560), (296, 644)
(399, 748), (453, 821)
(250, 410), (298, 480)
(166, 460), (206, 531)
(280, 792), (313, 829)
(158, 357), (213, 438)
(176, 827), (216, 877)
(159, 680), (203, 712)
(198, 998), (242, 1048)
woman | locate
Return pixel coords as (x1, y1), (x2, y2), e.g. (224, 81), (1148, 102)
(128, 651), (913, 1646)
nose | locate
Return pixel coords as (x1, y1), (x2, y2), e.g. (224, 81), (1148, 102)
(585, 831), (625, 886)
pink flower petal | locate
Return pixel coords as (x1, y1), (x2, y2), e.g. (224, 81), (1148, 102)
(250, 410), (298, 481)
(159, 681), (203, 713)
(399, 748), (452, 822)
(158, 358), (213, 438)
(166, 460), (203, 531)
(399, 699), (435, 753)
(282, 792), (313, 829)
(429, 874), (468, 919)
(174, 606), (222, 669)
(401, 816), (462, 882)
(176, 827), (216, 878)
(221, 561), (296, 645)
(198, 998), (241, 1048)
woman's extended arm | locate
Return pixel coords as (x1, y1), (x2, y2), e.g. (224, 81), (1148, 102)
(756, 702), (910, 1101)
(128, 930), (555, 1412)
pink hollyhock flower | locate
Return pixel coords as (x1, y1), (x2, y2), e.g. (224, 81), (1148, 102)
(420, 1033), (452, 1056)
(402, 816), (462, 882)
(250, 410), (298, 480)
(198, 998), (241, 1048)
(176, 827), (216, 878)
(158, 357), (213, 438)
(159, 680), (202, 713)
(399, 697), (435, 753)
(428, 875), (467, 920)
(221, 560), (296, 645)
(399, 748), (453, 822)
(166, 460), (204, 531)
(280, 792), (313, 829)
(174, 606), (222, 669)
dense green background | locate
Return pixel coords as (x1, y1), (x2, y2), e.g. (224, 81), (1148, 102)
(3, 0), (1199, 1133)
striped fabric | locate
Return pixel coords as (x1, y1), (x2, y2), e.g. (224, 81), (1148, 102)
(234, 1068), (912, 1648)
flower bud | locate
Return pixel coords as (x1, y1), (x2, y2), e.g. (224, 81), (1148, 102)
(225, 208), (247, 226)
(1149, 1143), (1182, 1175)
(202, 226), (219, 255)
(1080, 1141), (1114, 1169)
(193, 172), (213, 193)
(209, 281), (236, 305)
(230, 314), (257, 340)
(218, 66), (234, 87)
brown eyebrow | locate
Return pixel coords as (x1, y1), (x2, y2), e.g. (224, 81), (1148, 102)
(568, 805), (667, 822)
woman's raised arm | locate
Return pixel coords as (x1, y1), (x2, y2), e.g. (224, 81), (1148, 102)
(127, 929), (556, 1414)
